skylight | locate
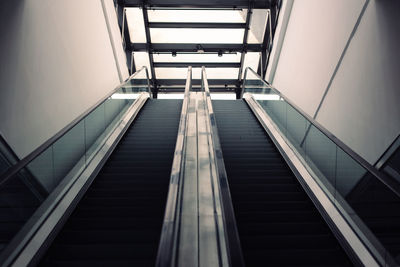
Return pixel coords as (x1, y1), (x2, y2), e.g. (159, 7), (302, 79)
(147, 9), (247, 23)
(150, 28), (245, 44)
(122, 3), (277, 93)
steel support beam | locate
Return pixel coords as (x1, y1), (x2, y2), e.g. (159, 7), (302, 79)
(119, 0), (272, 9)
(154, 62), (240, 68)
(259, 1), (281, 79)
(129, 43), (263, 53)
(148, 22), (247, 28)
(156, 79), (239, 86)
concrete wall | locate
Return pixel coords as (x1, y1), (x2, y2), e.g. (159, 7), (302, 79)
(0, 0), (128, 158)
(266, 0), (400, 165)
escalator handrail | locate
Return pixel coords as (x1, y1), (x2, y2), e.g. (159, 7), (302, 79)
(0, 66), (151, 188)
(156, 67), (192, 266)
(202, 67), (245, 267)
(242, 67), (400, 197)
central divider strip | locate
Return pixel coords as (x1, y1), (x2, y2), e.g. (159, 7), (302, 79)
(157, 67), (234, 266)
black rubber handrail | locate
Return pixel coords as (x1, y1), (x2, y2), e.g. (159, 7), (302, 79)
(242, 67), (400, 198)
(0, 66), (151, 187)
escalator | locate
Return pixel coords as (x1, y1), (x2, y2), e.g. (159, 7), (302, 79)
(39, 99), (182, 266)
(213, 100), (353, 266)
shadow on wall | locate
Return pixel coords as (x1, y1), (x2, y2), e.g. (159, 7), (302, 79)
(374, 0), (400, 88)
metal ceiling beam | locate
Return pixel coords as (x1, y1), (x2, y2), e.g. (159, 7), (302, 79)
(129, 43), (263, 52)
(156, 79), (239, 86)
(148, 22), (247, 28)
(119, 0), (272, 9)
(158, 87), (237, 93)
(154, 62), (240, 68)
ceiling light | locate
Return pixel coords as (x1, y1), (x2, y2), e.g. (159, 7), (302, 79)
(197, 44), (205, 53)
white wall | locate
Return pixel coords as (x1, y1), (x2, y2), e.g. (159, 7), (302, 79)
(267, 0), (400, 164)
(0, 0), (129, 158)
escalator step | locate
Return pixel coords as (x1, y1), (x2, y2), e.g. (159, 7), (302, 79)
(213, 100), (352, 266)
(39, 99), (182, 266)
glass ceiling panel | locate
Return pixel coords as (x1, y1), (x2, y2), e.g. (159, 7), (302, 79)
(126, 8), (147, 43)
(153, 53), (241, 63)
(242, 52), (260, 79)
(210, 93), (236, 100)
(150, 28), (244, 44)
(155, 68), (238, 79)
(133, 52), (152, 78)
(247, 9), (268, 44)
(147, 9), (247, 23)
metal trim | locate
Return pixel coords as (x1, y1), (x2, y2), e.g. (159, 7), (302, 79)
(202, 67), (245, 267)
(2, 93), (150, 266)
(156, 67), (192, 266)
(244, 95), (381, 267)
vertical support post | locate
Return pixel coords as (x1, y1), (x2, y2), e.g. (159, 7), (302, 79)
(142, 4), (158, 98)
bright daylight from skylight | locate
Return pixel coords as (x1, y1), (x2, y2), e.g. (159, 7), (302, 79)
(124, 6), (271, 98)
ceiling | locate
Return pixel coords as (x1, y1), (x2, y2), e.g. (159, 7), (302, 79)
(115, 0), (281, 96)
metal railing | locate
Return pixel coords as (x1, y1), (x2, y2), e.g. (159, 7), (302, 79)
(202, 67), (245, 267)
(0, 66), (151, 265)
(0, 66), (151, 187)
(242, 67), (400, 197)
(156, 67), (192, 266)
(242, 66), (400, 266)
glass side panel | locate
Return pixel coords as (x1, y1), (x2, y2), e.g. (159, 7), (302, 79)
(241, 52), (260, 79)
(126, 8), (147, 43)
(150, 28), (245, 44)
(243, 68), (400, 265)
(0, 167), (43, 253)
(247, 9), (268, 44)
(0, 67), (149, 254)
(153, 53), (241, 63)
(133, 52), (152, 79)
(147, 9), (247, 23)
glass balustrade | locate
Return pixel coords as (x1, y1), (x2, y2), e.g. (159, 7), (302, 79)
(0, 67), (150, 254)
(243, 67), (400, 265)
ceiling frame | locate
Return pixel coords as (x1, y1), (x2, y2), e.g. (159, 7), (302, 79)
(115, 0), (280, 95)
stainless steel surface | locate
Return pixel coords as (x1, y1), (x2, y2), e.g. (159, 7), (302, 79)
(242, 67), (400, 197)
(157, 67), (230, 267)
(177, 91), (229, 267)
(202, 67), (244, 267)
(4, 93), (150, 267)
(244, 94), (381, 267)
(156, 67), (192, 267)
(0, 66), (151, 188)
